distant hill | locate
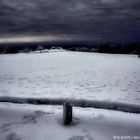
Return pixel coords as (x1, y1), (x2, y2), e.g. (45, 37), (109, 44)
(0, 42), (140, 55)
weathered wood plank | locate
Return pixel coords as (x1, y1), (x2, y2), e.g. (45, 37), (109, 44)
(63, 103), (72, 125)
(0, 96), (140, 113)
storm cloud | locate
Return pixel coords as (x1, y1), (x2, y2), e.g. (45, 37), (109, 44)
(0, 0), (140, 42)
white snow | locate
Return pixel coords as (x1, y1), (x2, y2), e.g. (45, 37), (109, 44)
(0, 51), (140, 140)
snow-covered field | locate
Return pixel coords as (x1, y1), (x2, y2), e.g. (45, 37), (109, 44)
(0, 51), (140, 140)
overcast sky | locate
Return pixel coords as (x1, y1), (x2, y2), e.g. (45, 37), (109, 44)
(0, 0), (140, 43)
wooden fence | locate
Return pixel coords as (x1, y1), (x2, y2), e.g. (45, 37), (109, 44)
(0, 96), (140, 125)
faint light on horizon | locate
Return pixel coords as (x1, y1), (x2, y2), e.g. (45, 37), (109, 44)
(0, 35), (77, 44)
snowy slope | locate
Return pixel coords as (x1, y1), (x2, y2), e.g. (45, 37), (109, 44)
(0, 51), (140, 140)
(0, 51), (140, 104)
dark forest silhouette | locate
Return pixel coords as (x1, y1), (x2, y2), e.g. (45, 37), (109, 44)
(0, 42), (140, 55)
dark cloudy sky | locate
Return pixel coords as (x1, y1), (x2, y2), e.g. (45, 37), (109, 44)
(0, 0), (140, 43)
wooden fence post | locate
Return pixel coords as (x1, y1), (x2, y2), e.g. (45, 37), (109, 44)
(63, 102), (72, 125)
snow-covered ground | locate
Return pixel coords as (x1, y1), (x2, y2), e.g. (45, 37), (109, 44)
(0, 51), (140, 104)
(0, 51), (140, 140)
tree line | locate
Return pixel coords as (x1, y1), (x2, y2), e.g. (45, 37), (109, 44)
(0, 42), (140, 55)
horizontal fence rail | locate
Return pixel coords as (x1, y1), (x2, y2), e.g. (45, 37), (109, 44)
(0, 96), (140, 114)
